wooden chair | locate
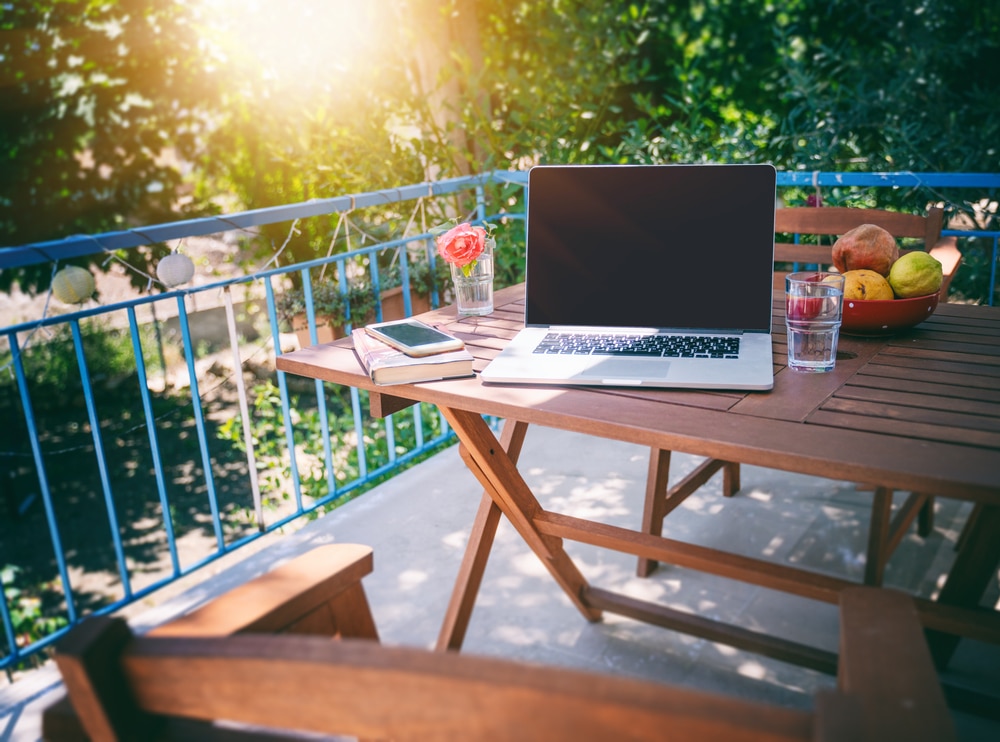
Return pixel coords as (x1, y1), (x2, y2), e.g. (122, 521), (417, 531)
(638, 206), (960, 582)
(44, 544), (954, 741)
(42, 543), (379, 741)
(772, 205), (960, 296)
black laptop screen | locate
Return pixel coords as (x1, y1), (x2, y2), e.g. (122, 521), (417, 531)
(524, 164), (776, 332)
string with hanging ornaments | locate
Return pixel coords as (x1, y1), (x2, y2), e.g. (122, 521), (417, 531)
(3, 222), (304, 382)
(45, 214), (312, 312)
(156, 249), (195, 288)
(48, 241), (198, 311)
(50, 264), (97, 305)
(40, 188), (446, 309)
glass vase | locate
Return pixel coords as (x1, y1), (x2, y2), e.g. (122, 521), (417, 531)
(451, 237), (494, 316)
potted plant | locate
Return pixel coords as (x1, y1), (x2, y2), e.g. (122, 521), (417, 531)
(377, 254), (451, 320)
(410, 253), (453, 303)
(277, 282), (377, 346)
(381, 255), (448, 321)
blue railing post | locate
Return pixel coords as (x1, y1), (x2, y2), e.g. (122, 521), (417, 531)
(127, 306), (181, 575)
(175, 294), (225, 551)
(70, 319), (132, 597)
(8, 333), (77, 624)
(266, 275), (306, 512)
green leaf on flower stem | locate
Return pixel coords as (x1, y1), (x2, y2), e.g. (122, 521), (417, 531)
(461, 261), (476, 277)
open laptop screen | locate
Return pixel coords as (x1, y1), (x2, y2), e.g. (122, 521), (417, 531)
(524, 164), (776, 332)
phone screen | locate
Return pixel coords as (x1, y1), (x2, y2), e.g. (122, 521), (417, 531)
(372, 322), (455, 346)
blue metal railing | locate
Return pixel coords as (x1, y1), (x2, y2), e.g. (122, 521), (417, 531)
(1, 170), (997, 672)
(772, 171), (1000, 305)
(0, 174), (523, 671)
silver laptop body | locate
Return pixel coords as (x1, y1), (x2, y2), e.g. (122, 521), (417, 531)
(480, 164), (777, 391)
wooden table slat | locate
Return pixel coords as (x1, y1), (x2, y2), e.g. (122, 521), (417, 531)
(877, 343), (1000, 367)
(917, 310), (1000, 333)
(807, 408), (1000, 450)
(844, 372), (1000, 404)
(823, 393), (1000, 430)
(905, 329), (1000, 348)
(583, 386), (744, 412)
(858, 360), (1000, 388)
(834, 384), (1000, 418)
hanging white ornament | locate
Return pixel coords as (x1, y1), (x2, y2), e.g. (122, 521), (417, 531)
(157, 252), (195, 287)
(51, 265), (96, 304)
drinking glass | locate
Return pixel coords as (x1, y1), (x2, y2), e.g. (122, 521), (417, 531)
(451, 237), (494, 316)
(785, 272), (845, 372)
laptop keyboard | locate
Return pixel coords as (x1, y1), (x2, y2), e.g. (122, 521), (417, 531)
(533, 333), (741, 359)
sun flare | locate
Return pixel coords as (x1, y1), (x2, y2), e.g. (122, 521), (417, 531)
(197, 0), (394, 96)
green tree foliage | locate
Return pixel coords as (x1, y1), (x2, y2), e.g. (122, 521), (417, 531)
(194, 2), (430, 269)
(2, 0), (997, 293)
(442, 0), (999, 172)
(1, 0), (217, 291)
(772, 0), (1000, 172)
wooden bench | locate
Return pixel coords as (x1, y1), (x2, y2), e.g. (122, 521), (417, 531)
(43, 545), (955, 741)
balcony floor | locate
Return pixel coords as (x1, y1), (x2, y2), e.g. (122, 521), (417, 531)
(3, 426), (999, 740)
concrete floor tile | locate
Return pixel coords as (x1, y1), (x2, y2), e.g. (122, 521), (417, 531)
(3, 426), (997, 741)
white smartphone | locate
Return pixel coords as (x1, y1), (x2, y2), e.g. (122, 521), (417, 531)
(365, 319), (465, 357)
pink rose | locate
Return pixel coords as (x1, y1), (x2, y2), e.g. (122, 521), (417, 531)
(436, 223), (486, 269)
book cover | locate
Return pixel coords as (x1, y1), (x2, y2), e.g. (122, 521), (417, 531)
(351, 328), (474, 386)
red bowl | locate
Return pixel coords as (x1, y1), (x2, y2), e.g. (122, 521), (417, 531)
(841, 292), (940, 336)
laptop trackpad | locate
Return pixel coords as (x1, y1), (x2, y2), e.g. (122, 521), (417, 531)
(578, 358), (670, 381)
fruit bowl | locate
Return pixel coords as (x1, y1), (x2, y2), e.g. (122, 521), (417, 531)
(841, 292), (940, 336)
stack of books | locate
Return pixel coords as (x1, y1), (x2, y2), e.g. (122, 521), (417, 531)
(351, 328), (474, 385)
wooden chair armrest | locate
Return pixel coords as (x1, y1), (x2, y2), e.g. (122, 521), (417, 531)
(149, 543), (377, 639)
(927, 238), (963, 296)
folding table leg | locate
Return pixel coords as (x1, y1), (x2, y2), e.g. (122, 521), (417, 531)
(864, 487), (893, 586)
(436, 419), (529, 651)
(637, 450), (740, 578)
(443, 407), (602, 624)
(637, 449), (672, 578)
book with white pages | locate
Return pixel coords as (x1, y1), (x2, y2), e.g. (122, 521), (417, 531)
(351, 328), (474, 386)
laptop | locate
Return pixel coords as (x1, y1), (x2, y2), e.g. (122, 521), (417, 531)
(480, 163), (777, 390)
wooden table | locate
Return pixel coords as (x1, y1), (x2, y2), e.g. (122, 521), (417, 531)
(277, 284), (1000, 674)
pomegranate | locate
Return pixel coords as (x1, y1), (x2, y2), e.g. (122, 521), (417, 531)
(831, 224), (899, 277)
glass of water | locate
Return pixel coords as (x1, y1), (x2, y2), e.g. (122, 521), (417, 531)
(785, 272), (845, 373)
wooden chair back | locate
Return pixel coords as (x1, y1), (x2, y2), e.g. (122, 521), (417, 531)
(640, 208), (958, 583)
(638, 207), (958, 583)
(43, 543), (955, 741)
(773, 206), (960, 297)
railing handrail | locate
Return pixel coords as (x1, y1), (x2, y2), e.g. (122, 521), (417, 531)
(3, 170), (998, 270)
(775, 171), (1000, 188)
(0, 173), (501, 269)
